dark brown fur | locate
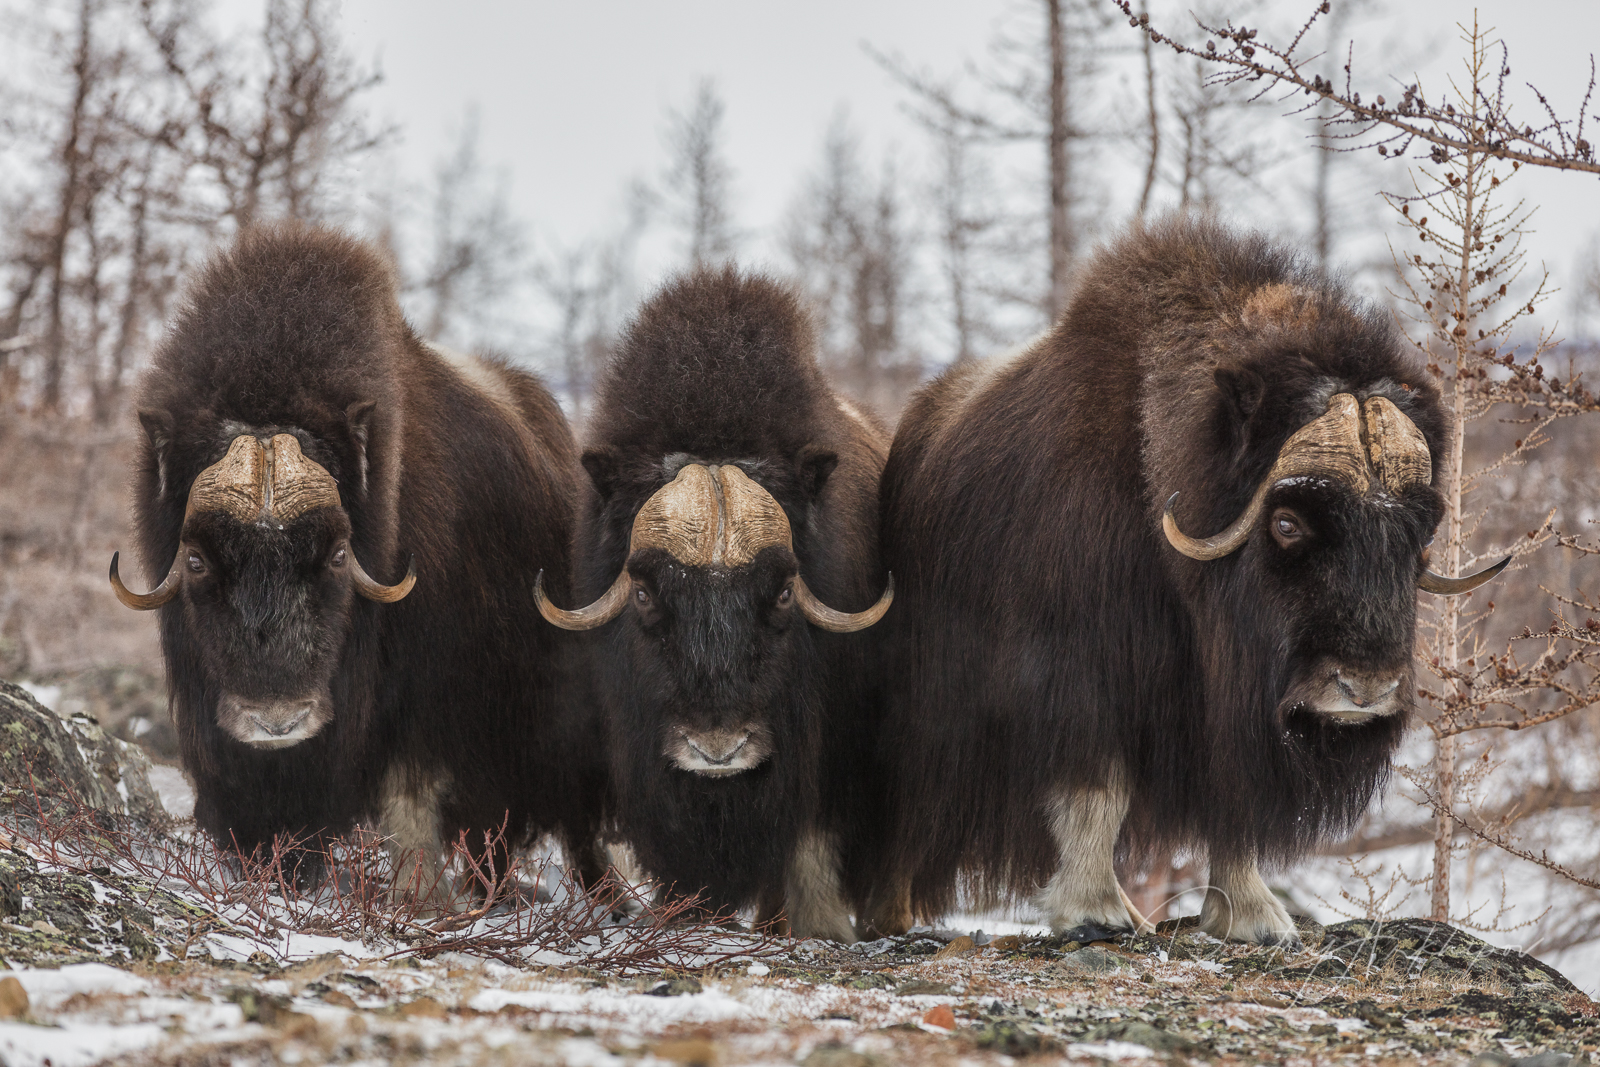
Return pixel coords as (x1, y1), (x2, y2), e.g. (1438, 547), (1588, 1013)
(875, 216), (1447, 918)
(576, 267), (890, 922)
(131, 225), (605, 878)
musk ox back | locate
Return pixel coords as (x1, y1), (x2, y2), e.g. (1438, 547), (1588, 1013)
(116, 224), (605, 887)
(872, 216), (1506, 944)
(539, 267), (891, 940)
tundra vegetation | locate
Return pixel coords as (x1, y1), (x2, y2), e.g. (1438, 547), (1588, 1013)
(2, 0), (1600, 1063)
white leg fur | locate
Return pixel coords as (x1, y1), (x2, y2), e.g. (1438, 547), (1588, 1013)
(1035, 772), (1138, 934)
(784, 828), (858, 944)
(1198, 857), (1299, 946)
(378, 765), (453, 907)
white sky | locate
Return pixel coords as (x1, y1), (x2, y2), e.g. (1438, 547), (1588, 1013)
(219, 0), (1600, 345)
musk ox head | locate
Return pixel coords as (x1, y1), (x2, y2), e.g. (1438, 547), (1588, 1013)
(537, 456), (890, 777)
(111, 428), (413, 748)
(1163, 389), (1506, 724)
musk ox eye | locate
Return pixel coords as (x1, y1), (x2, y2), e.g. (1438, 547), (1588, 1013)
(777, 586), (792, 605)
(328, 545), (347, 568)
(635, 587), (651, 606)
(186, 552), (206, 575)
(1270, 509), (1306, 546)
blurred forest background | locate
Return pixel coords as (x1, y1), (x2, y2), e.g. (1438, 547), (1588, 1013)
(3, 0), (1600, 984)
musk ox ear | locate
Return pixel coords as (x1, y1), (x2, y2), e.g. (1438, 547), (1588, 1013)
(581, 448), (623, 502)
(137, 409), (175, 500)
(797, 446), (839, 501)
(345, 400), (377, 500)
(1214, 365), (1266, 424)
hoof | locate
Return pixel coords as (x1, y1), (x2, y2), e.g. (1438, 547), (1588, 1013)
(1058, 921), (1133, 943)
(1259, 931), (1303, 951)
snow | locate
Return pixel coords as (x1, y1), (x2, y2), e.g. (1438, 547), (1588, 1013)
(15, 683), (60, 712)
(0, 1020), (167, 1067)
(0, 963), (150, 1008)
(469, 984), (755, 1025)
(1066, 1039), (1158, 1060)
(146, 763), (195, 818)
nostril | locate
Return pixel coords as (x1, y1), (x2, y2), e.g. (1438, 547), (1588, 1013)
(1335, 674), (1369, 707)
(250, 709), (310, 737)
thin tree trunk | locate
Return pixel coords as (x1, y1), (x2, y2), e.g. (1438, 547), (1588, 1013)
(1137, 4), (1159, 217)
(43, 0), (95, 414)
(1430, 101), (1482, 923)
(1312, 101), (1332, 272)
(1046, 0), (1070, 321)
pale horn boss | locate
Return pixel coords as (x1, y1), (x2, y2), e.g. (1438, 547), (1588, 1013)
(1163, 392), (1509, 595)
(536, 462), (892, 632)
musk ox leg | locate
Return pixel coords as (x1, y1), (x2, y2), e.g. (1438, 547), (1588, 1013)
(1035, 774), (1139, 936)
(782, 828), (858, 944)
(1198, 858), (1300, 947)
(377, 766), (455, 908)
(858, 875), (913, 940)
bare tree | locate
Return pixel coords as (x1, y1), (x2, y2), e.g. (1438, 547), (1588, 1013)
(403, 108), (528, 350)
(1370, 21), (1600, 923)
(532, 183), (650, 421)
(1118, 0), (1600, 176)
(786, 118), (922, 411)
(661, 79), (737, 271)
(870, 0), (1114, 321)
(146, 0), (386, 228)
(928, 119), (1003, 365)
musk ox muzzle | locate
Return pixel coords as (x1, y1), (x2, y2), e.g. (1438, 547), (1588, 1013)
(535, 462), (892, 632)
(217, 690), (333, 748)
(110, 433), (416, 609)
(1161, 393), (1508, 594)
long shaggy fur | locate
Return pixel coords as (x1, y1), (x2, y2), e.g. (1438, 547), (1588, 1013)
(132, 224), (604, 870)
(875, 216), (1447, 918)
(578, 267), (889, 915)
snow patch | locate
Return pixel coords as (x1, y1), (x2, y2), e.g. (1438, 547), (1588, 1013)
(0, 963), (150, 1009)
(0, 1021), (166, 1067)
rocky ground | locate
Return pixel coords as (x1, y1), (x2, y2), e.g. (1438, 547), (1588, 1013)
(3, 679), (1597, 1066)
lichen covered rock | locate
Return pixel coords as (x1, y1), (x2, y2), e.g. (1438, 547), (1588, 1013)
(0, 678), (162, 821)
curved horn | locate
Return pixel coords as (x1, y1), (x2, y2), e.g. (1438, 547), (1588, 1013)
(793, 573), (894, 633)
(1162, 489), (1266, 561)
(1419, 556), (1511, 595)
(110, 550), (180, 610)
(536, 568), (631, 630)
(1163, 393), (1369, 561)
(350, 551), (416, 603)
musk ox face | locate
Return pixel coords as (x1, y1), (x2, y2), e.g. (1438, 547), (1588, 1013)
(1164, 383), (1505, 727)
(176, 507), (355, 746)
(539, 457), (892, 778)
(1253, 475), (1443, 723)
(112, 430), (415, 748)
(620, 545), (802, 777)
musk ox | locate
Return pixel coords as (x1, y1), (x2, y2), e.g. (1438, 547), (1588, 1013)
(111, 225), (606, 889)
(536, 267), (892, 941)
(871, 217), (1507, 945)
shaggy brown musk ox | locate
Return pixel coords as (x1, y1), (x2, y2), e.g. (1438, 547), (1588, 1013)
(869, 217), (1507, 944)
(537, 267), (893, 941)
(112, 225), (606, 889)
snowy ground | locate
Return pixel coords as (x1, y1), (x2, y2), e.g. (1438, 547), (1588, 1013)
(5, 745), (1600, 1063)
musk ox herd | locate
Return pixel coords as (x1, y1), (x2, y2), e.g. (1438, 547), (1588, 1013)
(110, 218), (1507, 946)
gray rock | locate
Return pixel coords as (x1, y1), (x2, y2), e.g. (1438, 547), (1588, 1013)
(0, 679), (162, 822)
(893, 979), (954, 996)
(1052, 946), (1128, 975)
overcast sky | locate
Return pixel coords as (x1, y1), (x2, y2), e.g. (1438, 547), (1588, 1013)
(228, 0), (1600, 343)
